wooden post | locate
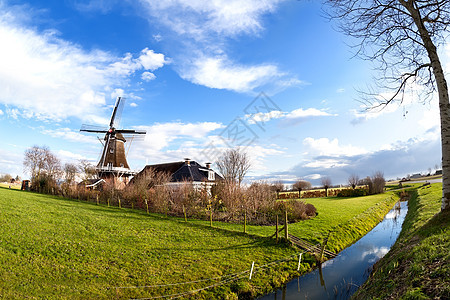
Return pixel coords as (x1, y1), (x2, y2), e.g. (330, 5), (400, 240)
(276, 215), (279, 243)
(183, 205), (187, 222)
(145, 199), (149, 214)
(244, 211), (247, 233)
(96, 194), (99, 205)
(284, 209), (288, 240)
(319, 233), (330, 263)
(118, 197), (121, 208)
(210, 208), (213, 227)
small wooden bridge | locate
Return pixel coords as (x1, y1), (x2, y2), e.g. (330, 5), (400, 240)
(288, 234), (337, 258)
(271, 212), (337, 261)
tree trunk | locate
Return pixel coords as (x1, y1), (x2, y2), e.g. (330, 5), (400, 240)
(404, 1), (450, 211)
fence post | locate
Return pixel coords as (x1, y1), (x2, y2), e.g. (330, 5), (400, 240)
(244, 211), (247, 233)
(319, 232), (330, 263)
(297, 253), (303, 271)
(284, 209), (288, 240)
(96, 194), (99, 205)
(249, 261), (255, 280)
(210, 208), (213, 227)
(118, 196), (121, 208)
(276, 215), (279, 243)
(183, 205), (187, 222)
(145, 199), (149, 214)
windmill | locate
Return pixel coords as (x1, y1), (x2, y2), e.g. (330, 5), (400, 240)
(80, 97), (146, 183)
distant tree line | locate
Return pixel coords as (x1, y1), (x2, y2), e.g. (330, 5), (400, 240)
(0, 174), (20, 183)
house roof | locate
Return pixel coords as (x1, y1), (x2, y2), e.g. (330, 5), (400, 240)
(138, 160), (223, 183)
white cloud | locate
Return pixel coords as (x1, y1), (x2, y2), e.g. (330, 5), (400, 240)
(181, 55), (286, 92)
(133, 122), (224, 154)
(302, 137), (368, 157)
(141, 71), (156, 81)
(111, 89), (124, 100)
(0, 109), (3, 115)
(245, 107), (335, 125)
(418, 97), (440, 136)
(153, 34), (162, 42)
(125, 120), (282, 175)
(57, 149), (87, 162)
(139, 48), (167, 70)
(304, 158), (349, 169)
(130, 102), (138, 107)
(285, 108), (335, 119)
(245, 110), (284, 124)
(350, 82), (423, 125)
(138, 0), (298, 93)
(245, 145), (284, 172)
(41, 128), (98, 144)
(0, 147), (23, 177)
(284, 136), (441, 186)
(0, 8), (167, 122)
(139, 0), (284, 39)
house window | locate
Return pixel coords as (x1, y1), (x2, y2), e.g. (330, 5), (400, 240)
(208, 170), (215, 181)
(107, 163), (113, 170)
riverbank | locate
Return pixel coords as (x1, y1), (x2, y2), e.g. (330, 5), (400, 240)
(0, 187), (399, 299)
(353, 183), (449, 299)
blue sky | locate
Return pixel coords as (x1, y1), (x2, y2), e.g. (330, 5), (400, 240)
(0, 0), (446, 186)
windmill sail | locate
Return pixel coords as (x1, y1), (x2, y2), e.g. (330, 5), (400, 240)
(80, 97), (146, 179)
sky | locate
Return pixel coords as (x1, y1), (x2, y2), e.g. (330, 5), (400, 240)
(0, 0), (446, 186)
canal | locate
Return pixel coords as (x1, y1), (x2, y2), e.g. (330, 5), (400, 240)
(259, 201), (408, 300)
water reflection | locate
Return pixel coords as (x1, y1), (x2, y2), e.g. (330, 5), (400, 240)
(259, 201), (408, 300)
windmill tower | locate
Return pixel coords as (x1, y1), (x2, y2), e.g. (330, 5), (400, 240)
(80, 97), (146, 184)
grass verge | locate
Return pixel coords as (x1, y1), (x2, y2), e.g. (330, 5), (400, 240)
(353, 183), (449, 299)
(0, 187), (399, 299)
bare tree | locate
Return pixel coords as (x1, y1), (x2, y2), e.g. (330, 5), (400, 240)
(321, 177), (332, 197)
(372, 171), (386, 194)
(61, 163), (77, 196)
(64, 163), (78, 185)
(24, 145), (61, 192)
(0, 174), (12, 183)
(78, 159), (97, 181)
(271, 181), (284, 192)
(24, 145), (47, 190)
(216, 147), (251, 186)
(348, 174), (360, 189)
(292, 180), (312, 192)
(362, 176), (374, 194)
(325, 0), (450, 210)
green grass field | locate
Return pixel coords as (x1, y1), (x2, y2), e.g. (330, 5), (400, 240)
(0, 187), (400, 299)
(187, 193), (399, 252)
(353, 183), (449, 299)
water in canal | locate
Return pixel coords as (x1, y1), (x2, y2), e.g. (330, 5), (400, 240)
(259, 201), (408, 300)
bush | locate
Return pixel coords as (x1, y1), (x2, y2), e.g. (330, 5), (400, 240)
(337, 188), (368, 197)
(273, 200), (316, 223)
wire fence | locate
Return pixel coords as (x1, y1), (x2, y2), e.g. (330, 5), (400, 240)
(112, 252), (304, 300)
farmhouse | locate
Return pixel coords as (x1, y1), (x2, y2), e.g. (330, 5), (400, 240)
(135, 158), (223, 189)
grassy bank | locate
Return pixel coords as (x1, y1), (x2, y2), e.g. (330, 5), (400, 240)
(185, 193), (399, 253)
(0, 187), (399, 299)
(353, 183), (449, 299)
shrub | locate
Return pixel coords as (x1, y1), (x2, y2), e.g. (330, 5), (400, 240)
(337, 188), (368, 197)
(274, 200), (316, 223)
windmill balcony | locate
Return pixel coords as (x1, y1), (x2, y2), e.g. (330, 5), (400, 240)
(97, 166), (137, 175)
